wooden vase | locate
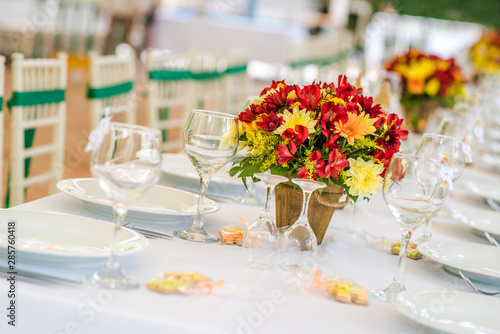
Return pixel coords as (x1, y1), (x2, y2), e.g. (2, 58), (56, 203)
(275, 181), (348, 244)
(401, 99), (442, 134)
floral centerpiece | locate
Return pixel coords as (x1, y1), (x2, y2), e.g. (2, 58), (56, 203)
(230, 76), (408, 243)
(469, 30), (500, 76)
(385, 48), (465, 133)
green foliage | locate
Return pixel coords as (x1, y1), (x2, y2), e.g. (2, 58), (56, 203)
(368, 0), (500, 28)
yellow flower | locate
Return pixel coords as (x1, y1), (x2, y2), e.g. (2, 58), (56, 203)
(345, 158), (384, 198)
(425, 78), (440, 96)
(274, 106), (316, 135)
(360, 112), (377, 136)
(334, 112), (370, 145)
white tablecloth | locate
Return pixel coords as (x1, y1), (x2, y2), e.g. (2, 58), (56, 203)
(0, 165), (498, 334)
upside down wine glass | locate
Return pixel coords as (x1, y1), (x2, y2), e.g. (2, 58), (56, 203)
(414, 133), (467, 244)
(372, 154), (448, 302)
(280, 178), (327, 273)
(88, 123), (162, 289)
(242, 173), (288, 269)
(174, 110), (239, 243)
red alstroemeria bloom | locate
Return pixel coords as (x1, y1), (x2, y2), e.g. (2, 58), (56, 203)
(295, 84), (322, 110)
(282, 125), (309, 154)
(297, 151), (325, 180)
(260, 80), (286, 95)
(317, 148), (349, 179)
(256, 112), (283, 133)
(335, 75), (361, 101)
(353, 94), (383, 118)
(263, 85), (294, 109)
(238, 103), (272, 123)
(276, 145), (295, 164)
(320, 102), (348, 138)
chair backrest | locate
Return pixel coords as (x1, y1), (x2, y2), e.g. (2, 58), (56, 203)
(146, 50), (193, 152)
(222, 48), (251, 115)
(8, 52), (67, 207)
(0, 55), (5, 207)
(88, 50), (136, 130)
(190, 50), (223, 112)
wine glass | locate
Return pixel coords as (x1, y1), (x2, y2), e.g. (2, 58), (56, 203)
(280, 178), (326, 273)
(174, 109), (239, 243)
(87, 122), (162, 290)
(414, 133), (467, 243)
(242, 173), (288, 269)
(372, 153), (448, 302)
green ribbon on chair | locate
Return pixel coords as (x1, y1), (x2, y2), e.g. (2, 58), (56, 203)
(191, 71), (221, 80)
(149, 70), (192, 81)
(7, 89), (65, 108)
(87, 81), (133, 99)
(0, 96), (3, 112)
(4, 89), (65, 207)
(225, 64), (248, 74)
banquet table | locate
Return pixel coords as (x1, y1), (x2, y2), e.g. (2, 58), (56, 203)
(1, 163), (499, 334)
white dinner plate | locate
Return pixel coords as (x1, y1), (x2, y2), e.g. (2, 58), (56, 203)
(57, 178), (219, 223)
(394, 290), (500, 334)
(465, 179), (500, 203)
(161, 153), (247, 198)
(419, 241), (500, 286)
(454, 208), (500, 239)
(0, 210), (148, 267)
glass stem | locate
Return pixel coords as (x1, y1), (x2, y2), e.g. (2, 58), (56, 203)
(299, 190), (313, 224)
(422, 217), (433, 239)
(107, 203), (127, 270)
(260, 185), (273, 220)
(192, 176), (210, 230)
(393, 228), (413, 287)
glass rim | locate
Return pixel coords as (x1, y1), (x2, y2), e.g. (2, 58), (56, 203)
(191, 109), (238, 119)
(392, 152), (439, 162)
(109, 122), (162, 136)
(420, 132), (463, 142)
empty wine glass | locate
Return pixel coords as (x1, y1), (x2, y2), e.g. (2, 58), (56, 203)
(280, 178), (326, 273)
(372, 153), (448, 302)
(88, 123), (162, 289)
(242, 173), (288, 269)
(414, 133), (467, 244)
(174, 110), (239, 243)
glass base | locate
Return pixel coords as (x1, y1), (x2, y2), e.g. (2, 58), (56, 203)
(244, 260), (274, 270)
(174, 227), (219, 243)
(371, 281), (406, 303)
(85, 266), (139, 290)
(233, 191), (265, 206)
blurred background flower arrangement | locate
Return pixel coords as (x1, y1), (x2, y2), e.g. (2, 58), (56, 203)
(230, 76), (408, 202)
(469, 30), (500, 76)
(385, 49), (466, 133)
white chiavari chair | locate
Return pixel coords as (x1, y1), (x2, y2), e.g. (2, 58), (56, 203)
(145, 50), (193, 152)
(87, 48), (136, 130)
(222, 48), (251, 115)
(8, 52), (67, 207)
(0, 55), (5, 207)
(190, 51), (223, 112)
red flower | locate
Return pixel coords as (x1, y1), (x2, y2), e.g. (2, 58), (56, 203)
(297, 151), (325, 180)
(282, 125), (309, 154)
(256, 112), (283, 133)
(353, 95), (383, 118)
(238, 103), (272, 123)
(263, 85), (294, 109)
(374, 113), (408, 162)
(295, 84), (322, 110)
(276, 145), (295, 164)
(320, 102), (348, 138)
(317, 148), (349, 179)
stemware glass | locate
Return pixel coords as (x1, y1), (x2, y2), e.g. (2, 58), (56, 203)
(88, 122), (162, 290)
(414, 133), (467, 243)
(242, 173), (288, 269)
(174, 109), (239, 243)
(280, 178), (326, 272)
(372, 153), (448, 302)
